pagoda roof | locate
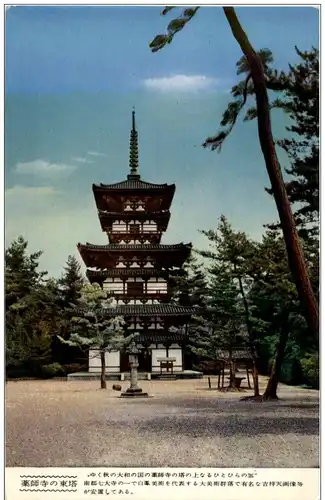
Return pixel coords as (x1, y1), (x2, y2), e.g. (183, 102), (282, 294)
(78, 242), (191, 270)
(87, 268), (171, 280)
(137, 333), (187, 343)
(93, 179), (175, 192)
(92, 179), (175, 213)
(74, 303), (195, 317)
(98, 209), (170, 219)
(78, 243), (191, 252)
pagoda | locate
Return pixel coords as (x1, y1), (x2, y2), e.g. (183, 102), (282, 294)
(77, 111), (194, 376)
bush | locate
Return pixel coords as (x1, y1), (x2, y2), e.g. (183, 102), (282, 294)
(6, 365), (30, 379)
(40, 363), (65, 379)
(194, 360), (223, 375)
(62, 363), (87, 374)
(300, 352), (319, 389)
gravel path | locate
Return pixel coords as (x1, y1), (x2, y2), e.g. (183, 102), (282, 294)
(6, 377), (319, 468)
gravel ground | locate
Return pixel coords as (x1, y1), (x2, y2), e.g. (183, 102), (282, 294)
(6, 376), (319, 468)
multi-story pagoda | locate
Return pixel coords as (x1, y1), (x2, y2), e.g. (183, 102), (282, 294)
(78, 111), (194, 376)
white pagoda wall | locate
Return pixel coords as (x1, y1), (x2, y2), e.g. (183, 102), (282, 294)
(151, 348), (167, 372)
(88, 346), (183, 373)
(151, 346), (183, 373)
(88, 350), (120, 373)
(168, 346), (183, 372)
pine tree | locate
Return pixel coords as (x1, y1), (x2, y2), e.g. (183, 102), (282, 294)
(266, 47), (319, 240)
(5, 237), (53, 376)
(59, 255), (84, 306)
(5, 236), (47, 310)
(168, 254), (208, 369)
(171, 255), (207, 308)
(197, 216), (261, 395)
(58, 283), (135, 389)
(249, 231), (317, 399)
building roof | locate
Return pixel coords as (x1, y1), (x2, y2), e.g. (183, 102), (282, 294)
(74, 303), (195, 317)
(87, 268), (170, 279)
(98, 209), (170, 219)
(93, 179), (175, 191)
(137, 333), (187, 343)
(78, 243), (191, 251)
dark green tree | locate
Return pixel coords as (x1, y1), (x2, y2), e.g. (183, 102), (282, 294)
(55, 255), (85, 366)
(5, 236), (47, 310)
(169, 254), (208, 369)
(59, 255), (84, 306)
(199, 271), (247, 389)
(197, 216), (261, 395)
(5, 237), (61, 376)
(249, 231), (318, 397)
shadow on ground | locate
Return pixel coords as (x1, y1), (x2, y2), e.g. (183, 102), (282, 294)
(133, 413), (319, 437)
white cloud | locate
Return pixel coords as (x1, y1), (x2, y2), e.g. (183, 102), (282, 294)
(72, 157), (93, 164)
(87, 151), (107, 157)
(142, 74), (218, 92)
(14, 159), (77, 178)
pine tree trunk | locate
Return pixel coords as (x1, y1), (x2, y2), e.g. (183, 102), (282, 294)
(237, 272), (260, 397)
(100, 350), (106, 390)
(263, 313), (289, 400)
(252, 361), (259, 397)
(228, 350), (236, 388)
(223, 7), (319, 339)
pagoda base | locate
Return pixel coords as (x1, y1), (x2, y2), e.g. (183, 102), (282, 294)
(120, 387), (149, 398)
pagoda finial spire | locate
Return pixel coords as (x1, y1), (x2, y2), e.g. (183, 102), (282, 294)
(128, 107), (140, 179)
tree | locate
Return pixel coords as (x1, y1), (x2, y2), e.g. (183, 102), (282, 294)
(204, 273), (248, 390)
(170, 254), (207, 308)
(269, 47), (319, 239)
(59, 255), (84, 306)
(5, 236), (47, 310)
(168, 254), (209, 370)
(58, 283), (135, 389)
(247, 231), (318, 398)
(223, 46), (319, 241)
(149, 6), (319, 339)
(5, 237), (56, 377)
(55, 255), (85, 365)
(197, 216), (261, 395)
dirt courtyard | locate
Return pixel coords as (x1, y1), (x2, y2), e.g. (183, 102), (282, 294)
(6, 376), (319, 468)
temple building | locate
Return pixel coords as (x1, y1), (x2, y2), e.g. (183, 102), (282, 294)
(77, 111), (195, 376)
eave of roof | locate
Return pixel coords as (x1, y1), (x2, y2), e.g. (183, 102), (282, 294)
(98, 210), (170, 218)
(73, 303), (196, 317)
(78, 243), (192, 252)
(93, 180), (175, 191)
(137, 333), (187, 343)
(86, 268), (168, 277)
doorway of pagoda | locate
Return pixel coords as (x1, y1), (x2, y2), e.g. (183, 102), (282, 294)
(120, 352), (129, 373)
(137, 348), (151, 372)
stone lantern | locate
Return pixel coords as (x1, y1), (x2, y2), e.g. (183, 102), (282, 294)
(121, 341), (149, 398)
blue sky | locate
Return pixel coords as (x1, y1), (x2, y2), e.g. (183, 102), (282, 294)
(5, 5), (319, 277)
